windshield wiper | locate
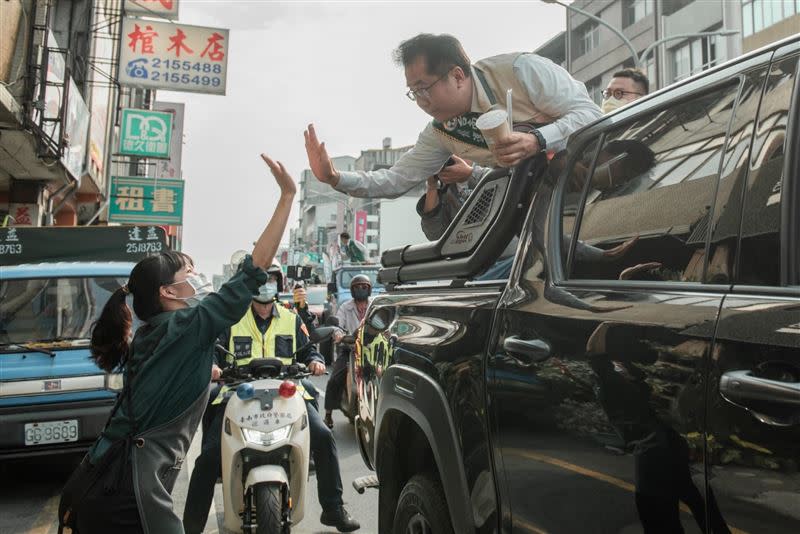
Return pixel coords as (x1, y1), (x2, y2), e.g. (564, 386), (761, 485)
(0, 344), (56, 357)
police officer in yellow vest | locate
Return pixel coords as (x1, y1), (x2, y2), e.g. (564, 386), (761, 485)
(183, 270), (361, 533)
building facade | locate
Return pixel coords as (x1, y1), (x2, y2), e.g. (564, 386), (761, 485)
(546, 0), (799, 104)
(1, 0), (187, 249)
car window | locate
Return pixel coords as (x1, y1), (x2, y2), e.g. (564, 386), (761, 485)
(339, 269), (382, 288)
(736, 54), (798, 287)
(567, 79), (742, 283)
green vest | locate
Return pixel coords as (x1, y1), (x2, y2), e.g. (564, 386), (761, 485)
(227, 305), (297, 365)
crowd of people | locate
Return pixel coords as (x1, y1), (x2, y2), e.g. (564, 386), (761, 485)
(58, 33), (651, 534)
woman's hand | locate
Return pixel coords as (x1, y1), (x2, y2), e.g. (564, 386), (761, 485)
(261, 154), (296, 197)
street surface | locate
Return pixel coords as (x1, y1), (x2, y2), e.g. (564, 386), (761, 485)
(0, 374), (378, 534)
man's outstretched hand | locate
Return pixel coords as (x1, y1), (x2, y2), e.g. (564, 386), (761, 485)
(304, 124), (340, 187)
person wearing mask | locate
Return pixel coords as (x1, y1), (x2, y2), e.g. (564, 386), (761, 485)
(182, 284), (360, 533)
(601, 68), (649, 114)
(59, 154), (295, 534)
(305, 33), (601, 199)
(266, 261), (318, 331)
(323, 274), (374, 429)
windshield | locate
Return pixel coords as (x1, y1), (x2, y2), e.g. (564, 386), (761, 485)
(0, 276), (128, 346)
(305, 286), (328, 305)
(339, 269), (382, 289)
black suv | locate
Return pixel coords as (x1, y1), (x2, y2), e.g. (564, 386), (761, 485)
(353, 36), (799, 534)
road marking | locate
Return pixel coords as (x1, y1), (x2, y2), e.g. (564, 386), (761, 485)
(505, 448), (749, 534)
(28, 495), (59, 534)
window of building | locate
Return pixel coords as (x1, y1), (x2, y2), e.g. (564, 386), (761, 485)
(623, 0), (652, 27)
(662, 0), (695, 16)
(742, 0), (798, 37)
(671, 34), (717, 82)
(575, 22), (600, 58)
(565, 79), (741, 283)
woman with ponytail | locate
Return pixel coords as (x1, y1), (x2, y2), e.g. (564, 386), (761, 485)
(59, 155), (296, 534)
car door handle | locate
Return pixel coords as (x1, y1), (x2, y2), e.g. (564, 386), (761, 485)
(502, 337), (551, 362)
(719, 370), (800, 426)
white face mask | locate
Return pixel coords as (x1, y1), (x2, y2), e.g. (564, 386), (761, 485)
(601, 96), (626, 114)
(169, 273), (213, 307)
(253, 282), (278, 303)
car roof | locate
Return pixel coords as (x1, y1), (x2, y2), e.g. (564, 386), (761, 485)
(0, 262), (135, 280)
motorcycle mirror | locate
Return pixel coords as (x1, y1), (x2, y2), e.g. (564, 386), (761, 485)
(309, 326), (336, 344)
(215, 343), (241, 375)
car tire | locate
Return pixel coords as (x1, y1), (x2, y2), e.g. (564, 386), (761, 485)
(392, 473), (453, 534)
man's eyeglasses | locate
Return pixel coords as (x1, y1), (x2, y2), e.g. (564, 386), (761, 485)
(602, 89), (643, 100)
(406, 71), (450, 101)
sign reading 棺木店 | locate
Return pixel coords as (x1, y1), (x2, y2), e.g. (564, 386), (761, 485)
(119, 108), (172, 158)
(124, 0), (180, 20)
(119, 18), (229, 95)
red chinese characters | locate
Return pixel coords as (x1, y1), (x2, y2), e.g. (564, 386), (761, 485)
(127, 24), (158, 54)
(200, 32), (225, 62)
(167, 28), (193, 57)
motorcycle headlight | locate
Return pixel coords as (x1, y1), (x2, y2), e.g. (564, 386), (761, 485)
(241, 424), (292, 447)
(105, 373), (124, 392)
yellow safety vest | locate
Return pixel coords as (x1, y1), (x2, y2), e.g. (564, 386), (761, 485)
(227, 305), (297, 366)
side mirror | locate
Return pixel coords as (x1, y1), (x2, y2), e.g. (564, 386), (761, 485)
(309, 326), (336, 344)
(301, 266), (312, 280)
(327, 282), (337, 294)
(286, 265), (298, 280)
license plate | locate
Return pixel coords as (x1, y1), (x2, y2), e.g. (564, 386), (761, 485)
(24, 420), (79, 446)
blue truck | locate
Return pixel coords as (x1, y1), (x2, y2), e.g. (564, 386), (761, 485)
(0, 225), (167, 459)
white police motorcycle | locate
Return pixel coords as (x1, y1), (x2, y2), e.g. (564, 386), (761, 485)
(216, 327), (335, 534)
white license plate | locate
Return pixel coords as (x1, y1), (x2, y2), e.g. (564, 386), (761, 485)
(24, 419), (79, 446)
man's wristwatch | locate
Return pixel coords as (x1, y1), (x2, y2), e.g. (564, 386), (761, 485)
(530, 129), (547, 152)
(470, 162), (483, 182)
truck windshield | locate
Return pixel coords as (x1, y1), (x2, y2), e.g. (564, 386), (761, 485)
(339, 270), (382, 289)
(305, 286), (328, 305)
(0, 277), (128, 346)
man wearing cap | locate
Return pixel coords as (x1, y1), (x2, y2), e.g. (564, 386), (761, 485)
(182, 276), (360, 533)
(305, 33), (601, 199)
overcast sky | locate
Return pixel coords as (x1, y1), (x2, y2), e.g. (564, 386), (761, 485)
(159, 0), (566, 275)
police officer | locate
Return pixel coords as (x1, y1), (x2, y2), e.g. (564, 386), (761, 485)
(182, 275), (360, 533)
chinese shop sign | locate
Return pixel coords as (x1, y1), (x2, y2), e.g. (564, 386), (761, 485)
(124, 0), (179, 20)
(119, 18), (229, 95)
(109, 176), (184, 225)
(119, 108), (173, 158)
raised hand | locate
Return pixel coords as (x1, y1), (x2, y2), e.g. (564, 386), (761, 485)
(260, 154), (296, 197)
(304, 124), (340, 186)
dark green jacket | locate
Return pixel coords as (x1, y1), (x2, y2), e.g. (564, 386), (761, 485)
(88, 256), (267, 462)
